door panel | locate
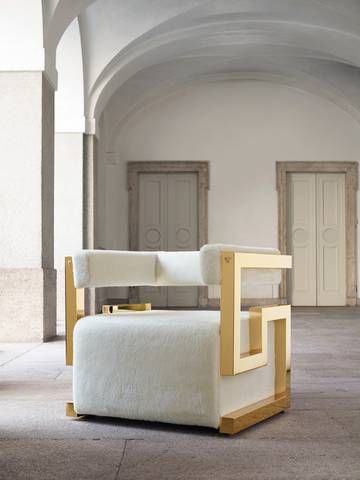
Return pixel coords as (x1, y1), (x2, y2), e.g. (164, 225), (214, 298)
(289, 172), (346, 306)
(138, 172), (198, 307)
(167, 174), (198, 307)
(289, 173), (317, 306)
(167, 174), (198, 251)
(138, 174), (167, 307)
(316, 173), (346, 306)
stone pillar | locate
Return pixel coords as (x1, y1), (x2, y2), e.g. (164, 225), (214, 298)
(0, 72), (56, 341)
(83, 134), (97, 251)
(83, 133), (97, 315)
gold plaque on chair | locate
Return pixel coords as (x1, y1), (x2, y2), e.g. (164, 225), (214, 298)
(102, 303), (152, 314)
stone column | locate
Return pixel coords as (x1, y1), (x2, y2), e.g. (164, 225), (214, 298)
(0, 72), (56, 341)
(83, 133), (108, 314)
(83, 133), (97, 315)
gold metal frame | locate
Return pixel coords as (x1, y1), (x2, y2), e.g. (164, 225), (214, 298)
(65, 257), (84, 366)
(65, 251), (292, 434)
(102, 303), (151, 314)
(219, 251), (292, 434)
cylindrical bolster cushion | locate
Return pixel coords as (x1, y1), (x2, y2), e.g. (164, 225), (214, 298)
(200, 244), (281, 285)
(72, 250), (157, 288)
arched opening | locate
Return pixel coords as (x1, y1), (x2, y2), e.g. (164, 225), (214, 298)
(54, 17), (85, 334)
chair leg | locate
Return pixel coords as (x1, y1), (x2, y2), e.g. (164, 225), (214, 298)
(219, 393), (289, 435)
(65, 401), (87, 419)
(66, 401), (77, 417)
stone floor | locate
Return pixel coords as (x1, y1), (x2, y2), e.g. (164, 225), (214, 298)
(1, 307), (360, 479)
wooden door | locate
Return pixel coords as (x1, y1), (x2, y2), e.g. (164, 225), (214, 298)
(316, 173), (346, 306)
(138, 173), (168, 306)
(288, 173), (346, 306)
(288, 173), (317, 306)
(167, 174), (198, 307)
(138, 173), (198, 307)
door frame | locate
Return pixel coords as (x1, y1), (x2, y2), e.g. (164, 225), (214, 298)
(127, 161), (210, 307)
(276, 161), (358, 306)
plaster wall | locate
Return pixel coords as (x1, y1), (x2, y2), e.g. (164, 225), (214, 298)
(101, 81), (360, 298)
(55, 18), (85, 132)
(54, 133), (83, 269)
(80, 0), (206, 93)
(54, 133), (83, 328)
(0, 0), (44, 71)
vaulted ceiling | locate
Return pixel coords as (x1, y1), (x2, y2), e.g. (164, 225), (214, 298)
(49, 0), (360, 133)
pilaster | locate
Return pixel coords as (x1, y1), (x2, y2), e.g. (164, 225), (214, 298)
(0, 72), (56, 341)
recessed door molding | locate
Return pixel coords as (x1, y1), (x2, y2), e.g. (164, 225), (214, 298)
(276, 161), (358, 306)
(127, 161), (210, 307)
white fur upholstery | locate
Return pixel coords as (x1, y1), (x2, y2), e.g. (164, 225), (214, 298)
(73, 250), (157, 288)
(156, 251), (203, 285)
(72, 244), (281, 289)
(73, 310), (275, 428)
(199, 244), (281, 285)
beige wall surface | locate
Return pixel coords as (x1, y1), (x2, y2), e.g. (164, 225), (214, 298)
(98, 80), (360, 297)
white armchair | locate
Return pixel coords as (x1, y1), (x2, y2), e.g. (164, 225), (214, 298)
(65, 244), (291, 435)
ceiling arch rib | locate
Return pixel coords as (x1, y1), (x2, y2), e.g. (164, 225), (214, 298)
(44, 0), (97, 51)
(43, 0), (97, 82)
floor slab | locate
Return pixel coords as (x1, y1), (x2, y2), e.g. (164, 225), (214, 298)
(0, 307), (359, 479)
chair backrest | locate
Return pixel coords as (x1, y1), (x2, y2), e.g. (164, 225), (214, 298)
(72, 244), (281, 289)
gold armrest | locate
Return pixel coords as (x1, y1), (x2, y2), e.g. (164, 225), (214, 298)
(65, 257), (84, 366)
(219, 251), (292, 434)
(220, 252), (292, 376)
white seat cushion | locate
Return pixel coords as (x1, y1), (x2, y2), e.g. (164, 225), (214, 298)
(73, 310), (276, 428)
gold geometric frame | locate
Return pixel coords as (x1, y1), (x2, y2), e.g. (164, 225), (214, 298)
(219, 252), (292, 434)
(220, 252), (292, 375)
(65, 251), (292, 435)
(65, 257), (84, 366)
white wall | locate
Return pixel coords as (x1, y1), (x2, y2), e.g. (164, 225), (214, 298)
(54, 17), (84, 272)
(0, 0), (44, 71)
(55, 18), (84, 132)
(54, 134), (83, 268)
(80, 0), (207, 93)
(99, 80), (360, 297)
(54, 18), (85, 330)
(54, 133), (83, 329)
